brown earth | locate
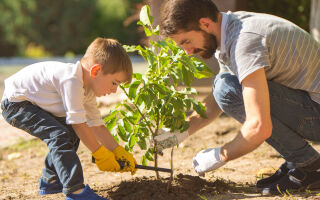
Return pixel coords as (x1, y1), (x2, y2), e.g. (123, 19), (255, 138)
(1, 73), (320, 199)
(1, 113), (320, 200)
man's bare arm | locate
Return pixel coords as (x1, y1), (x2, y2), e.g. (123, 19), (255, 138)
(220, 68), (273, 162)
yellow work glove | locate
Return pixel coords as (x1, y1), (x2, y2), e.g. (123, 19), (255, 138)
(92, 146), (120, 172)
(113, 146), (137, 175)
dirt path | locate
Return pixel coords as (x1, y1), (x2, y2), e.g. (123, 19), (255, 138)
(1, 68), (320, 199)
(1, 115), (320, 200)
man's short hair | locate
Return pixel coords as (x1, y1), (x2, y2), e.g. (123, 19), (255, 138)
(81, 37), (132, 83)
(160, 0), (219, 37)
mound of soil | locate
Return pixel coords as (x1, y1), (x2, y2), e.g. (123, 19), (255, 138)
(99, 174), (235, 200)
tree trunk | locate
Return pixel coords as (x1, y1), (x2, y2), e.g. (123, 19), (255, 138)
(310, 0), (320, 42)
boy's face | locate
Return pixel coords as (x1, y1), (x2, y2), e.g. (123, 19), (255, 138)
(89, 65), (127, 97)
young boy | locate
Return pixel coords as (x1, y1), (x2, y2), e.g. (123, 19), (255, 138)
(1, 38), (137, 200)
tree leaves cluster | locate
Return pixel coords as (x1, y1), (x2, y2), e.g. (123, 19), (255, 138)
(105, 5), (213, 166)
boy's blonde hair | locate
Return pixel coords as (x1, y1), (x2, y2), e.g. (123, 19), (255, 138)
(81, 37), (133, 83)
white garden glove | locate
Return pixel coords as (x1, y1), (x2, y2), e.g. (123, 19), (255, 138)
(192, 147), (226, 176)
(154, 128), (188, 153)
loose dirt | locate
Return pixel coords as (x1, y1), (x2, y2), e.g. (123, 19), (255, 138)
(1, 75), (320, 199)
(1, 114), (320, 200)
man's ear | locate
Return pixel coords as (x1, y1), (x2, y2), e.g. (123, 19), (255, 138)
(199, 18), (212, 32)
(89, 64), (102, 77)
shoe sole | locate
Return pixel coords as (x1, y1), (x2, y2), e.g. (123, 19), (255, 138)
(261, 183), (320, 196)
(39, 189), (63, 195)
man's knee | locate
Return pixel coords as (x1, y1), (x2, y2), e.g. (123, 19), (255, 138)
(213, 72), (242, 111)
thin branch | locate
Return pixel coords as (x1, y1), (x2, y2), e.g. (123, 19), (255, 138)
(167, 147), (174, 193)
(120, 85), (155, 136)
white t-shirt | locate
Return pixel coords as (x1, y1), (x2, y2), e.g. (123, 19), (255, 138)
(2, 61), (105, 127)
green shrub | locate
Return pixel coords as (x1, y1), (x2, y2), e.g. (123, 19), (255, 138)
(0, 0), (143, 56)
(248, 0), (311, 31)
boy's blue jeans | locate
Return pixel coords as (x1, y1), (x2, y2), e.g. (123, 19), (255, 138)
(213, 72), (320, 168)
(1, 99), (84, 194)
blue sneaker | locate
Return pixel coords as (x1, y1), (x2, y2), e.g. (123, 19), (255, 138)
(38, 177), (63, 195)
(66, 185), (109, 200)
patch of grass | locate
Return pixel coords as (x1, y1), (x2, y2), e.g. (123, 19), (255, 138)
(6, 138), (43, 151)
(197, 194), (208, 200)
(0, 66), (23, 76)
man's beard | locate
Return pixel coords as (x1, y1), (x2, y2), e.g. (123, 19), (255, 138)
(193, 30), (218, 59)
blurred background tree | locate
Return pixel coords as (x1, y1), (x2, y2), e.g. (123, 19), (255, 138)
(247, 0), (311, 31)
(0, 0), (315, 57)
(0, 0), (143, 57)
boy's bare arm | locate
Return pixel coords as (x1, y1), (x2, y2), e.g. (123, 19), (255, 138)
(90, 125), (119, 151)
(72, 123), (102, 153)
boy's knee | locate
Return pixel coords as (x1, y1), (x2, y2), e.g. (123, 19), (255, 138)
(47, 129), (75, 150)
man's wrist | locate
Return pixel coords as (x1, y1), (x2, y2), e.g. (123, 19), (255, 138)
(219, 146), (228, 162)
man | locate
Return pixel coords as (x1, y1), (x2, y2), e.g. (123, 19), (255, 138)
(155, 0), (320, 195)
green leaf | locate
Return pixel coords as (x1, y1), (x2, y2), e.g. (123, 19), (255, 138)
(143, 26), (153, 37)
(153, 25), (160, 35)
(184, 98), (192, 110)
(140, 93), (152, 109)
(192, 100), (207, 118)
(139, 5), (153, 27)
(123, 45), (138, 53)
(137, 134), (147, 150)
(128, 134), (136, 148)
(192, 58), (214, 79)
(106, 117), (117, 132)
(127, 111), (140, 125)
(152, 83), (170, 95)
(139, 127), (149, 137)
(141, 155), (147, 166)
(104, 110), (118, 123)
(123, 119), (133, 133)
(145, 151), (154, 161)
(123, 104), (134, 113)
(181, 64), (194, 86)
(118, 125), (128, 142)
(172, 97), (183, 113)
(129, 80), (141, 99)
(133, 73), (143, 81)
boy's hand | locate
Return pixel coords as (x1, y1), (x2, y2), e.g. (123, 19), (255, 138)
(154, 128), (188, 153)
(92, 146), (120, 172)
(113, 146), (137, 175)
(192, 147), (226, 176)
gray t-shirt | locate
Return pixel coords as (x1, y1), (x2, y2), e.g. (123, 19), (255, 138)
(216, 11), (320, 104)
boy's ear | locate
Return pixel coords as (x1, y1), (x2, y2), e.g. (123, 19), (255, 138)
(89, 64), (102, 77)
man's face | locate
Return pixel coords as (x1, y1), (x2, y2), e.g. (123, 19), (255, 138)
(171, 30), (218, 59)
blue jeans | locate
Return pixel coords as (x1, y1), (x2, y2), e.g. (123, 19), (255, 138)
(213, 72), (320, 168)
(1, 99), (84, 194)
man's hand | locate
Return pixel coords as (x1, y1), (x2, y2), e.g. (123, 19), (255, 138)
(113, 146), (137, 175)
(154, 128), (188, 152)
(92, 145), (120, 172)
(192, 147), (226, 176)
